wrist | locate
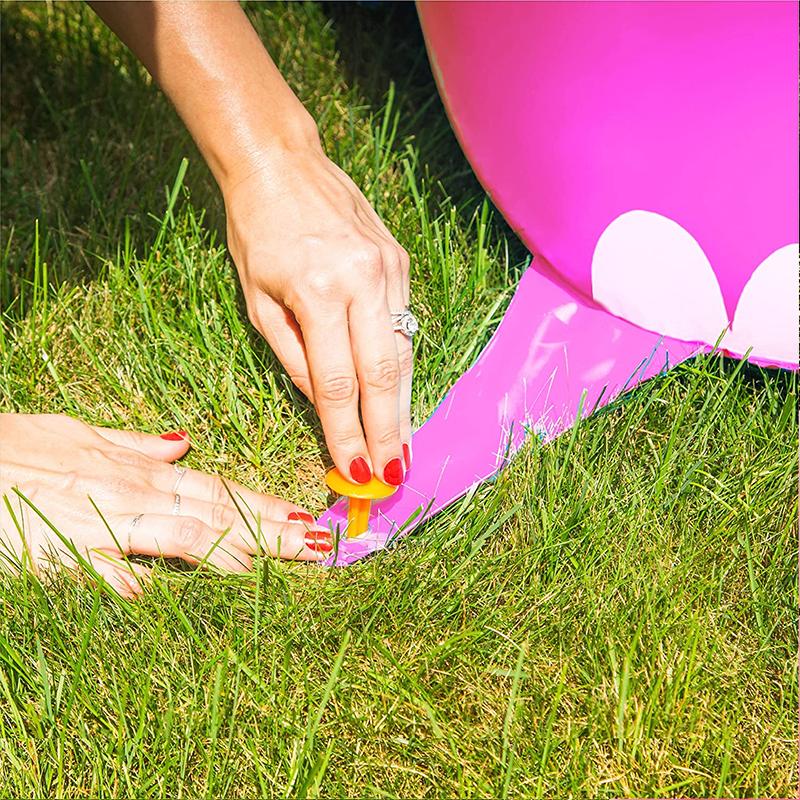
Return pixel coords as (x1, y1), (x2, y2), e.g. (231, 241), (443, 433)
(102, 1), (324, 197)
(215, 110), (323, 195)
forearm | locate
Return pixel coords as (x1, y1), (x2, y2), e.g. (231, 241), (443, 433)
(89, 1), (320, 191)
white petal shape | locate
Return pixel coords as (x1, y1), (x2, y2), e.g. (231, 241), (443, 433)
(591, 210), (729, 345)
(725, 244), (799, 364)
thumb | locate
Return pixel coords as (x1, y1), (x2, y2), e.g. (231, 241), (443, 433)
(90, 425), (191, 462)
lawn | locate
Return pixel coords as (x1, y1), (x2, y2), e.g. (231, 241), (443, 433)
(0, 2), (797, 797)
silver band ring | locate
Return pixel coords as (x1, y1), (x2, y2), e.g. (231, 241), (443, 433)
(390, 308), (419, 339)
(127, 513), (143, 549)
(172, 464), (187, 493)
(172, 494), (181, 516)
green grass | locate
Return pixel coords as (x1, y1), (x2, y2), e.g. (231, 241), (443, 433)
(1, 2), (797, 797)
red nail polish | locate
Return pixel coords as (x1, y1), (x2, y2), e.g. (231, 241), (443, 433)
(402, 443), (411, 471)
(160, 430), (188, 441)
(383, 457), (404, 486)
(349, 457), (371, 484)
(288, 511), (315, 524)
(305, 532), (333, 552)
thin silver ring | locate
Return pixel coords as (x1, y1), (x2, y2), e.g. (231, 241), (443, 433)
(172, 493), (181, 516)
(172, 464), (187, 493)
(127, 513), (143, 549)
(390, 308), (419, 339)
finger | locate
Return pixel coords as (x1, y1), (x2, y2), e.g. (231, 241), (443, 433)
(164, 468), (315, 524)
(349, 289), (404, 487)
(91, 552), (151, 599)
(90, 425), (191, 462)
(108, 560), (151, 598)
(348, 211), (412, 457)
(251, 295), (315, 403)
(295, 301), (372, 484)
(395, 331), (414, 470)
(378, 241), (413, 470)
(121, 513), (253, 573)
(350, 236), (410, 483)
(165, 495), (332, 560)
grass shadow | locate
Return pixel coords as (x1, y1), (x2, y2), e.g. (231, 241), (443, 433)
(323, 0), (530, 272)
(0, 2), (217, 311)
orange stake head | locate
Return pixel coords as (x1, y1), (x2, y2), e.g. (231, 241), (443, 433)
(324, 468), (399, 538)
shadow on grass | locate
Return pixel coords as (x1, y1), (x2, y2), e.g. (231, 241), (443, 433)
(325, 2), (478, 195)
(1, 2), (212, 311)
(324, 1), (530, 268)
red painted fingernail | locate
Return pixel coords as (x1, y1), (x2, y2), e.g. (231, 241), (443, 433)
(383, 457), (404, 486)
(160, 430), (188, 441)
(288, 511), (315, 524)
(402, 443), (411, 471)
(305, 531), (333, 552)
(349, 457), (371, 484)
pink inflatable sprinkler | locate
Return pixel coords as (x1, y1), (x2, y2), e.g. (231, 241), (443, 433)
(320, 1), (799, 565)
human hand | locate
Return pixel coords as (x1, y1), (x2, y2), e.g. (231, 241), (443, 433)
(224, 145), (413, 487)
(0, 414), (332, 598)
(90, 1), (413, 487)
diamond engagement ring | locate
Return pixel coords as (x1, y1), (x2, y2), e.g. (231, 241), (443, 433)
(172, 494), (181, 516)
(391, 308), (419, 338)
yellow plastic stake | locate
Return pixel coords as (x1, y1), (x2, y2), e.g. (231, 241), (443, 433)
(324, 468), (399, 538)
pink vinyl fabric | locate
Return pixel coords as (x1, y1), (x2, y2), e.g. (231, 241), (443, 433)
(418, 1), (798, 365)
(322, 266), (696, 565)
(320, 2), (798, 564)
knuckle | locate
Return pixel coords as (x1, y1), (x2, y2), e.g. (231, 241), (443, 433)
(85, 444), (110, 463)
(397, 343), (414, 377)
(304, 270), (336, 298)
(329, 430), (364, 451)
(354, 245), (383, 281)
(210, 479), (237, 529)
(211, 503), (237, 531)
(57, 469), (81, 495)
(246, 306), (261, 329)
(397, 246), (410, 273)
(106, 447), (149, 469)
(381, 248), (400, 273)
(317, 373), (358, 405)
(245, 304), (267, 335)
(103, 474), (139, 499)
(211, 478), (232, 507)
(364, 358), (400, 392)
(375, 426), (401, 447)
(175, 517), (205, 551)
(55, 414), (84, 431)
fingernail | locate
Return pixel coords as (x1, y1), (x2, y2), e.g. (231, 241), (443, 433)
(349, 457), (371, 484)
(402, 442), (412, 471)
(160, 430), (188, 441)
(383, 457), (404, 486)
(288, 511), (315, 524)
(304, 531), (333, 552)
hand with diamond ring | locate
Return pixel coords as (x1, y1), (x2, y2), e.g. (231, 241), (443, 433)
(91, 1), (415, 487)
